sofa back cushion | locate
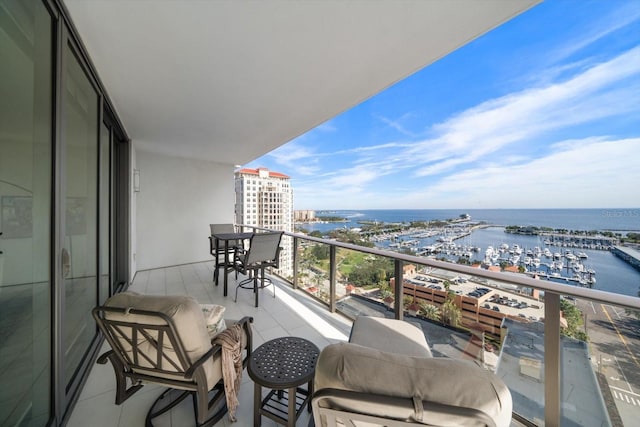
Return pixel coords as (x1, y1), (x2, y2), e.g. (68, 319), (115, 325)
(314, 342), (512, 426)
(349, 316), (432, 357)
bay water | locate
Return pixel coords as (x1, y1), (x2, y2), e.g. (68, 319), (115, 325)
(298, 209), (640, 297)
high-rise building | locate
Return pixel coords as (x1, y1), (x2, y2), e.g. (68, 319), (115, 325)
(234, 167), (293, 277)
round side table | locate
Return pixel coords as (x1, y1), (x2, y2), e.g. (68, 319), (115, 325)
(248, 336), (320, 426)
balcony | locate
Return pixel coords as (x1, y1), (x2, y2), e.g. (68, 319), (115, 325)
(68, 231), (640, 427)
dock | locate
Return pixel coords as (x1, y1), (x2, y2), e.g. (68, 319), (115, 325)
(537, 232), (618, 250)
(612, 246), (640, 272)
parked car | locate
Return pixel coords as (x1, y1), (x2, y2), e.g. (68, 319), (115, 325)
(492, 305), (500, 312)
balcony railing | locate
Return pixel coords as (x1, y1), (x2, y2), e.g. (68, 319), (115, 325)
(241, 225), (640, 427)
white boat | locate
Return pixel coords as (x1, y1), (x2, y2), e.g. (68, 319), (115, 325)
(571, 263), (584, 273)
(577, 252), (588, 259)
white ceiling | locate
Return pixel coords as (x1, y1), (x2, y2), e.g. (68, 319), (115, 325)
(63, 0), (540, 165)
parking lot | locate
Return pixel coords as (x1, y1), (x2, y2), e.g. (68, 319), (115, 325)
(408, 274), (545, 321)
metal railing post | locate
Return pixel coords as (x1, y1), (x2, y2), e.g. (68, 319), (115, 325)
(544, 292), (561, 427)
(292, 236), (298, 290)
(329, 245), (336, 313)
(394, 259), (403, 320)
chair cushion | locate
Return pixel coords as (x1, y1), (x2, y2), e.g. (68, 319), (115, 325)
(104, 292), (219, 389)
(349, 316), (432, 357)
(200, 304), (227, 339)
(314, 342), (512, 427)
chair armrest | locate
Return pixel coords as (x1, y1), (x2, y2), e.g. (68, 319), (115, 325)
(185, 316), (254, 379)
(233, 245), (247, 260)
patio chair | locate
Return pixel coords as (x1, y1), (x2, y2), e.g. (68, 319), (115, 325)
(209, 223), (242, 284)
(232, 231), (283, 307)
(93, 291), (253, 427)
(312, 316), (512, 427)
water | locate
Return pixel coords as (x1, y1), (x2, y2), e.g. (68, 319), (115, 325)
(297, 209), (640, 297)
(302, 209), (640, 233)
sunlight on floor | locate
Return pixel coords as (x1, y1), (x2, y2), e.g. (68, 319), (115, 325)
(274, 287), (349, 342)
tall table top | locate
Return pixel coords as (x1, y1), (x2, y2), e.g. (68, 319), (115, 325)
(211, 231), (253, 241)
(248, 337), (320, 389)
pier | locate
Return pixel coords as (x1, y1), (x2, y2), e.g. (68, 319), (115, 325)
(537, 232), (618, 251)
(612, 246), (640, 272)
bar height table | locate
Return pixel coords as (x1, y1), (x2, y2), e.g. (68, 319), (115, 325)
(211, 231), (253, 296)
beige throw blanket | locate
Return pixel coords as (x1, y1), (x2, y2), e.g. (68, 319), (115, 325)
(213, 323), (243, 422)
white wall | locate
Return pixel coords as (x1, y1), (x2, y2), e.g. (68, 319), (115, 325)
(134, 148), (236, 271)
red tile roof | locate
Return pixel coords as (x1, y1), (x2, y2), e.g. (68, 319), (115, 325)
(237, 167), (290, 179)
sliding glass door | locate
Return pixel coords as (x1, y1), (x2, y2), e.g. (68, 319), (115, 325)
(61, 41), (100, 388)
(0, 1), (130, 424)
(0, 0), (53, 424)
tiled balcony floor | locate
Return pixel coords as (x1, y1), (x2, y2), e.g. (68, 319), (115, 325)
(67, 261), (353, 427)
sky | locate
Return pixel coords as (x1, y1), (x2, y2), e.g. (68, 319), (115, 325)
(245, 0), (640, 210)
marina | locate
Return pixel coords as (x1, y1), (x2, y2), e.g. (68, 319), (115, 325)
(378, 230), (600, 287)
(300, 209), (640, 297)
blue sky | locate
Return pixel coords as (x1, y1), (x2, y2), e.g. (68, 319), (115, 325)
(246, 1), (640, 210)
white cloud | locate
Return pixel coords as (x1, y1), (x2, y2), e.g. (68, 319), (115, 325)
(402, 138), (640, 208)
(267, 143), (321, 176)
(374, 113), (418, 137)
(407, 46), (640, 177)
(549, 3), (640, 64)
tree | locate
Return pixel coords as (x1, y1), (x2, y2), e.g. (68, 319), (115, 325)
(419, 302), (441, 321)
(441, 295), (461, 327)
(560, 299), (588, 341)
(443, 280), (451, 293)
(310, 244), (329, 260)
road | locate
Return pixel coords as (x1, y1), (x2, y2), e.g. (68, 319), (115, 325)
(578, 298), (640, 425)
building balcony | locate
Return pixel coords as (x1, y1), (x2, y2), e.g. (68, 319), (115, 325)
(67, 231), (640, 427)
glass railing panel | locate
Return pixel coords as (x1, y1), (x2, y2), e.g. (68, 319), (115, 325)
(297, 240), (331, 304)
(560, 298), (638, 427)
(285, 230), (640, 426)
(333, 249), (394, 319)
(279, 234), (294, 282)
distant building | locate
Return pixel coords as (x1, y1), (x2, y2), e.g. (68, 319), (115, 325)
(234, 167), (293, 277)
(294, 209), (316, 222)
